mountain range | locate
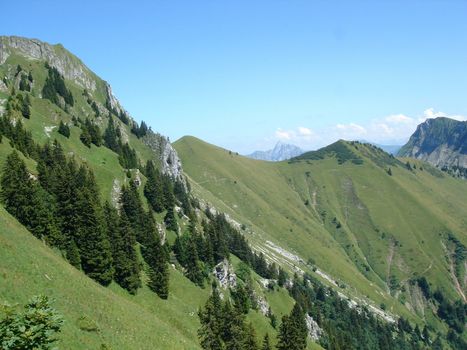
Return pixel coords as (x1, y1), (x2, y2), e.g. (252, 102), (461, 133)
(0, 36), (466, 350)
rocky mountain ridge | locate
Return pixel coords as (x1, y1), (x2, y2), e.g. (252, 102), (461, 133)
(398, 117), (467, 170)
(0, 35), (184, 181)
(247, 141), (304, 161)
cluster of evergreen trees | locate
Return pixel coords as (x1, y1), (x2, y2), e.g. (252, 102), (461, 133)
(198, 284), (307, 350)
(42, 63), (74, 108)
(131, 120), (149, 138)
(15, 65), (34, 93)
(79, 117), (102, 147)
(0, 140), (170, 299)
(143, 159), (179, 230)
(287, 273), (438, 350)
(103, 116), (138, 168)
(170, 209), (280, 289)
(0, 93), (37, 158)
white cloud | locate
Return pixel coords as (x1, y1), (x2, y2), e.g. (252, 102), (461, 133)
(266, 108), (466, 152)
(298, 126), (313, 136)
(422, 107), (467, 122)
(335, 123), (366, 135)
(275, 128), (293, 140)
(385, 114), (412, 124)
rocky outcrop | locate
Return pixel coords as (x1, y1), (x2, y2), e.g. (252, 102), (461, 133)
(213, 259), (237, 289)
(143, 130), (185, 183)
(305, 314), (323, 341)
(398, 117), (467, 169)
(0, 36), (97, 91)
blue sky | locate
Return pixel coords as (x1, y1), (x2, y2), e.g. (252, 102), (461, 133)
(2, 1), (467, 153)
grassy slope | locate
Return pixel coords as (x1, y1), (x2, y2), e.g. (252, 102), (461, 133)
(0, 205), (206, 349)
(174, 136), (467, 322)
(0, 44), (326, 349)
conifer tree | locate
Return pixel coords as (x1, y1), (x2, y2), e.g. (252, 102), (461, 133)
(140, 211), (170, 299)
(120, 182), (146, 242)
(185, 235), (204, 287)
(103, 116), (120, 152)
(164, 208), (178, 232)
(162, 174), (175, 210)
(276, 303), (307, 350)
(261, 333), (271, 350)
(0, 151), (35, 224)
(74, 171), (114, 286)
(114, 210), (141, 294)
(66, 239), (81, 269)
(80, 128), (92, 147)
(0, 151), (61, 245)
(244, 323), (259, 350)
(198, 285), (224, 350)
(231, 284), (250, 314)
(58, 120), (70, 138)
(144, 234), (170, 299)
(144, 160), (165, 213)
(21, 95), (31, 119)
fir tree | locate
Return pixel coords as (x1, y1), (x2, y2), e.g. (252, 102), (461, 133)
(103, 116), (120, 153)
(276, 303), (307, 350)
(80, 128), (92, 147)
(21, 94), (31, 118)
(140, 211), (170, 299)
(244, 323), (258, 350)
(277, 267), (288, 287)
(120, 182), (146, 242)
(198, 286), (224, 350)
(74, 171), (114, 286)
(0, 151), (35, 224)
(58, 121), (70, 138)
(144, 160), (165, 213)
(261, 333), (271, 350)
(185, 235), (204, 287)
(65, 239), (81, 269)
(0, 151), (61, 245)
(114, 210), (141, 294)
(231, 284), (250, 314)
(164, 208), (178, 232)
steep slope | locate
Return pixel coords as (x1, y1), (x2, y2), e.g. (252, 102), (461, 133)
(247, 142), (304, 161)
(0, 204), (207, 349)
(175, 137), (467, 317)
(398, 117), (467, 172)
(0, 36), (309, 349)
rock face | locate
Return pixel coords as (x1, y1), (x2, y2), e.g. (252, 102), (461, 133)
(0, 36), (97, 92)
(398, 117), (467, 169)
(143, 131), (185, 182)
(247, 142), (304, 161)
(305, 314), (323, 341)
(213, 259), (237, 289)
(1, 35), (186, 182)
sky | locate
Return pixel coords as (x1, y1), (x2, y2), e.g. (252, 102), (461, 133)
(2, 0), (467, 153)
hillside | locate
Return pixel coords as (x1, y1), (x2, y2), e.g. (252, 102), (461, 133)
(175, 136), (467, 321)
(0, 36), (305, 350)
(1, 35), (466, 350)
(398, 117), (467, 177)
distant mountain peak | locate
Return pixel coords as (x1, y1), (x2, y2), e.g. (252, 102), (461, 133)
(247, 142), (304, 161)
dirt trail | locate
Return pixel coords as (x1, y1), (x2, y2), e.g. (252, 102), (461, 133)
(386, 240), (395, 280)
(442, 241), (466, 302)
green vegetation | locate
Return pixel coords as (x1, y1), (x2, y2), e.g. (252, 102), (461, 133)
(1, 36), (466, 349)
(0, 295), (63, 350)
